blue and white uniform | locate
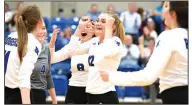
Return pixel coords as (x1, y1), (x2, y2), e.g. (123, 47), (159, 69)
(5, 32), (42, 89)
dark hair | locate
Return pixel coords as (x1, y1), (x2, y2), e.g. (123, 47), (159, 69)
(137, 7), (144, 16)
(169, 1), (188, 29)
(137, 7), (144, 20)
(16, 4), (42, 63)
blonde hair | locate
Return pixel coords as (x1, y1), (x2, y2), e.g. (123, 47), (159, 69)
(104, 11), (125, 44)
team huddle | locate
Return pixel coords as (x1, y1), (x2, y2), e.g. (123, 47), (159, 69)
(5, 1), (188, 104)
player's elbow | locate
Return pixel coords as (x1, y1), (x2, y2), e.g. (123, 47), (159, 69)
(141, 76), (157, 86)
(19, 77), (31, 89)
(19, 72), (32, 89)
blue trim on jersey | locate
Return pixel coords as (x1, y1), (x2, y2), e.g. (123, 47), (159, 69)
(156, 40), (160, 47)
(5, 37), (18, 47)
(35, 47), (39, 55)
(5, 50), (10, 73)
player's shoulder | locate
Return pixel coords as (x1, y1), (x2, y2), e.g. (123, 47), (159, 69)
(112, 36), (122, 46)
(91, 37), (99, 42)
(89, 37), (99, 45)
(171, 28), (188, 38)
(158, 30), (171, 39)
(27, 33), (42, 54)
(28, 33), (41, 46)
(159, 28), (187, 38)
(41, 42), (50, 52)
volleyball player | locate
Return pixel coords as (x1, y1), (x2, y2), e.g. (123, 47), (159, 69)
(65, 20), (96, 104)
(49, 19), (95, 104)
(67, 12), (126, 104)
(30, 25), (59, 104)
(100, 1), (188, 104)
(5, 5), (44, 104)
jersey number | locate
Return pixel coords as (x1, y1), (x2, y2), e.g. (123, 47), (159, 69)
(88, 55), (94, 66)
(5, 50), (11, 73)
(184, 38), (188, 49)
(40, 65), (46, 74)
(77, 63), (84, 71)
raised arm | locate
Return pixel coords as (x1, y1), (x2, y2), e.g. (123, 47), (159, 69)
(49, 16), (96, 64)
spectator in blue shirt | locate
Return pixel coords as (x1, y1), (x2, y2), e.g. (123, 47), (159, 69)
(119, 35), (140, 69)
(152, 1), (164, 34)
(120, 2), (142, 44)
(86, 4), (101, 22)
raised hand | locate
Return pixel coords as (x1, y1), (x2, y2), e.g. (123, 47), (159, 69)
(49, 27), (60, 48)
(74, 16), (91, 37)
(105, 15), (115, 39)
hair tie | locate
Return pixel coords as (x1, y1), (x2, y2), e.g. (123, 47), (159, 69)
(19, 16), (22, 19)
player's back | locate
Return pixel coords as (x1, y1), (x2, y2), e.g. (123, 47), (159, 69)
(158, 28), (188, 93)
(5, 32), (41, 88)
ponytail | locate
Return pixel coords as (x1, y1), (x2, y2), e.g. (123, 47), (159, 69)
(16, 16), (28, 63)
(116, 22), (125, 44)
(104, 11), (125, 44)
(16, 5), (42, 63)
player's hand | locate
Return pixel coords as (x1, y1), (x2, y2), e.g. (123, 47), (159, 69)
(99, 70), (109, 82)
(105, 15), (115, 39)
(79, 16), (91, 27)
(49, 27), (60, 48)
(85, 20), (95, 34)
(74, 16), (91, 37)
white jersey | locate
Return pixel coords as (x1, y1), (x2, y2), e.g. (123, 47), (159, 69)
(108, 28), (188, 93)
(5, 32), (42, 89)
(50, 37), (90, 87)
(69, 54), (89, 87)
(70, 36), (125, 94)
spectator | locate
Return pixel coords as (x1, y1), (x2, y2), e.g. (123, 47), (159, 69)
(107, 4), (120, 16)
(120, 2), (142, 44)
(8, 14), (17, 32)
(152, 1), (164, 34)
(138, 26), (151, 47)
(5, 3), (13, 31)
(86, 4), (101, 22)
(139, 37), (155, 67)
(119, 35), (140, 69)
(63, 27), (72, 39)
(107, 4), (115, 12)
(137, 7), (147, 36)
(147, 18), (158, 41)
(5, 3), (13, 24)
